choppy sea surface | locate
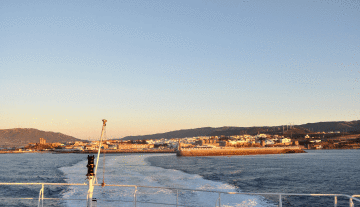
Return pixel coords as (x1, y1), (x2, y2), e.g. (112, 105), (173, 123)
(0, 150), (359, 207)
(0, 153), (86, 207)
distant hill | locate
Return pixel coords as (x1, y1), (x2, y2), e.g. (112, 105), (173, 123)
(298, 120), (360, 133)
(120, 120), (360, 141)
(120, 126), (302, 141)
(0, 128), (82, 148)
(3, 120), (359, 146)
(121, 127), (216, 141)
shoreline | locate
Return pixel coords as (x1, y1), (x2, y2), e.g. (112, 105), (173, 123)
(3, 147), (359, 155)
(55, 149), (176, 154)
(0, 149), (176, 154)
(177, 146), (306, 156)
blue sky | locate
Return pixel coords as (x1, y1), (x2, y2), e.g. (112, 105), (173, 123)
(1, 0), (359, 140)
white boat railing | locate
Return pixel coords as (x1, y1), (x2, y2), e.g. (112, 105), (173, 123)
(0, 182), (359, 207)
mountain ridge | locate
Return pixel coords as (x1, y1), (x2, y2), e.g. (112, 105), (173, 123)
(0, 128), (81, 148)
(2, 120), (360, 146)
(120, 120), (360, 140)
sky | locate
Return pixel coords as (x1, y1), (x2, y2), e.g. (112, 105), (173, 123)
(1, 0), (359, 140)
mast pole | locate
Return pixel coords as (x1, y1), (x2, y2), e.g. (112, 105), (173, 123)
(94, 119), (107, 181)
(87, 175), (94, 207)
(86, 155), (95, 207)
(87, 119), (107, 207)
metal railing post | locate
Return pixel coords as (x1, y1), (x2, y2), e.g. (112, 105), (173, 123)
(37, 187), (42, 207)
(176, 189), (179, 207)
(334, 196), (337, 207)
(41, 184), (44, 207)
(37, 184), (44, 207)
(350, 197), (354, 207)
(134, 186), (137, 207)
(279, 194), (282, 207)
(218, 192), (221, 207)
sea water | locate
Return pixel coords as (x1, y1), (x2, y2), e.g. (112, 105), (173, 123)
(148, 150), (360, 206)
(0, 153), (86, 207)
(0, 150), (359, 207)
(61, 154), (273, 207)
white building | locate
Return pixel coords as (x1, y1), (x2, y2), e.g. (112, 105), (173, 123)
(279, 138), (292, 144)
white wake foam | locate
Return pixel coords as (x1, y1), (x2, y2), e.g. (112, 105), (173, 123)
(59, 154), (275, 207)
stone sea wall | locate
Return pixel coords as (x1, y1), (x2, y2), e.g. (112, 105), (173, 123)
(177, 146), (305, 156)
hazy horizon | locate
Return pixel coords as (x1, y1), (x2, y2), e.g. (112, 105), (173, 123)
(1, 0), (359, 139)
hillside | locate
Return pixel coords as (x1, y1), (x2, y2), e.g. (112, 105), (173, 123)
(121, 127), (216, 141)
(298, 120), (360, 133)
(0, 128), (81, 148)
(3, 120), (359, 146)
(120, 120), (360, 141)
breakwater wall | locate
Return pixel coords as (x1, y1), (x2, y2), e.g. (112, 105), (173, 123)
(177, 146), (305, 156)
